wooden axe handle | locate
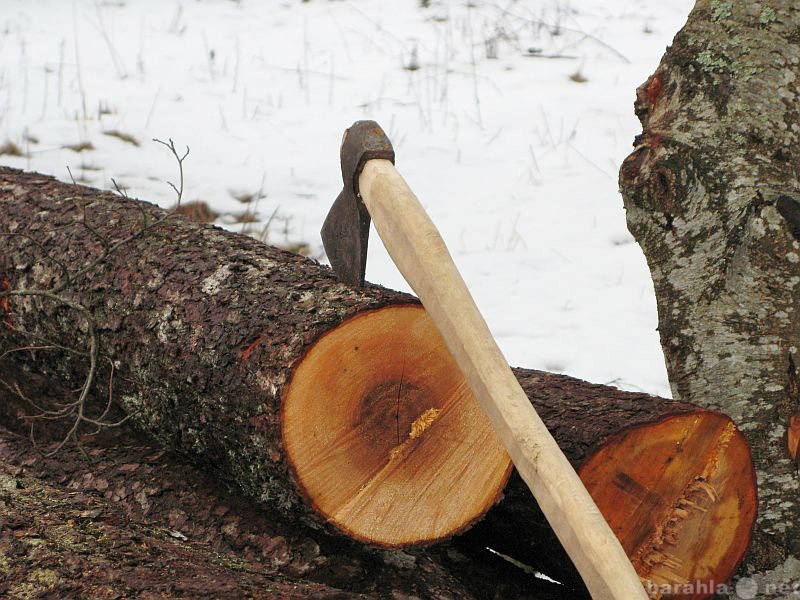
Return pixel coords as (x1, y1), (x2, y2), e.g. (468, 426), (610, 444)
(359, 159), (647, 600)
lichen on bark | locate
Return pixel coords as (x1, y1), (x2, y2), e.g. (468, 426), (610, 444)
(620, 0), (800, 579)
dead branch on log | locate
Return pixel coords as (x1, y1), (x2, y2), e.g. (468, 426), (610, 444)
(0, 139), (189, 453)
(152, 137), (190, 203)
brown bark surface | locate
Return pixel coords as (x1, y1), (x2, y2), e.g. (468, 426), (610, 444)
(0, 459), (361, 600)
(618, 0), (800, 586)
(0, 432), (473, 599)
(0, 367), (751, 600)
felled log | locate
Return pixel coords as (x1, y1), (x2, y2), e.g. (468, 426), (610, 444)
(0, 167), (756, 596)
(0, 459), (364, 599)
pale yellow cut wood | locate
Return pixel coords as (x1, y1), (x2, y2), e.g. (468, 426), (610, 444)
(359, 158), (648, 600)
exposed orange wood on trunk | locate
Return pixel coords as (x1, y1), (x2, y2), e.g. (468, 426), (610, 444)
(786, 412), (800, 463)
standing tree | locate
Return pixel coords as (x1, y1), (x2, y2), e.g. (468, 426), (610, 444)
(620, 0), (800, 589)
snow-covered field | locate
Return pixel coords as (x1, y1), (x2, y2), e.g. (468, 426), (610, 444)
(0, 0), (693, 396)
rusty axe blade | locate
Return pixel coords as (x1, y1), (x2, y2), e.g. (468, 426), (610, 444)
(321, 120), (395, 287)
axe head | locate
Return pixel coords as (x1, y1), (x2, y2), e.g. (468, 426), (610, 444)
(321, 121), (395, 287)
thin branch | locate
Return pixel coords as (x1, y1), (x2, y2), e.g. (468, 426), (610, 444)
(1, 138), (188, 454)
(1, 324), (87, 357)
(0, 289), (98, 455)
(50, 210), (173, 294)
(153, 137), (190, 206)
(111, 177), (130, 199)
(0, 344), (59, 362)
(74, 199), (111, 252)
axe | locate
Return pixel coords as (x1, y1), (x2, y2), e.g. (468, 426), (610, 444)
(321, 121), (646, 600)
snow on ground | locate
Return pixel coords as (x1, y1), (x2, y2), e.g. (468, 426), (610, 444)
(0, 0), (694, 396)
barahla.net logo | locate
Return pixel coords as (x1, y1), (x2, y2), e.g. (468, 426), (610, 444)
(644, 577), (800, 598)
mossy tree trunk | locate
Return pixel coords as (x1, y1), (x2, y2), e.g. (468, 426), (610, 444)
(619, 0), (800, 587)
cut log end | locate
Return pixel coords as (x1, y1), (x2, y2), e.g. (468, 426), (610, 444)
(580, 412), (757, 599)
(282, 304), (513, 547)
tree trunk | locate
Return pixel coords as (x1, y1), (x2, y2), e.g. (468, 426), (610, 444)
(0, 166), (510, 549)
(619, 0), (800, 589)
(1, 167), (756, 596)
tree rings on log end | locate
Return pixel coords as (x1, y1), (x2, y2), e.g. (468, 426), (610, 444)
(580, 412), (757, 600)
(282, 304), (512, 547)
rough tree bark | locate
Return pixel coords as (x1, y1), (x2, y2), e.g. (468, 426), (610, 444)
(0, 362), (754, 597)
(0, 369), (626, 600)
(0, 166), (432, 542)
(619, 0), (800, 589)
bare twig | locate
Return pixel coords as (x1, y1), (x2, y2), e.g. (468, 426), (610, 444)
(53, 139), (189, 293)
(0, 140), (190, 453)
(0, 291), (97, 434)
(111, 177), (129, 198)
(153, 137), (190, 205)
